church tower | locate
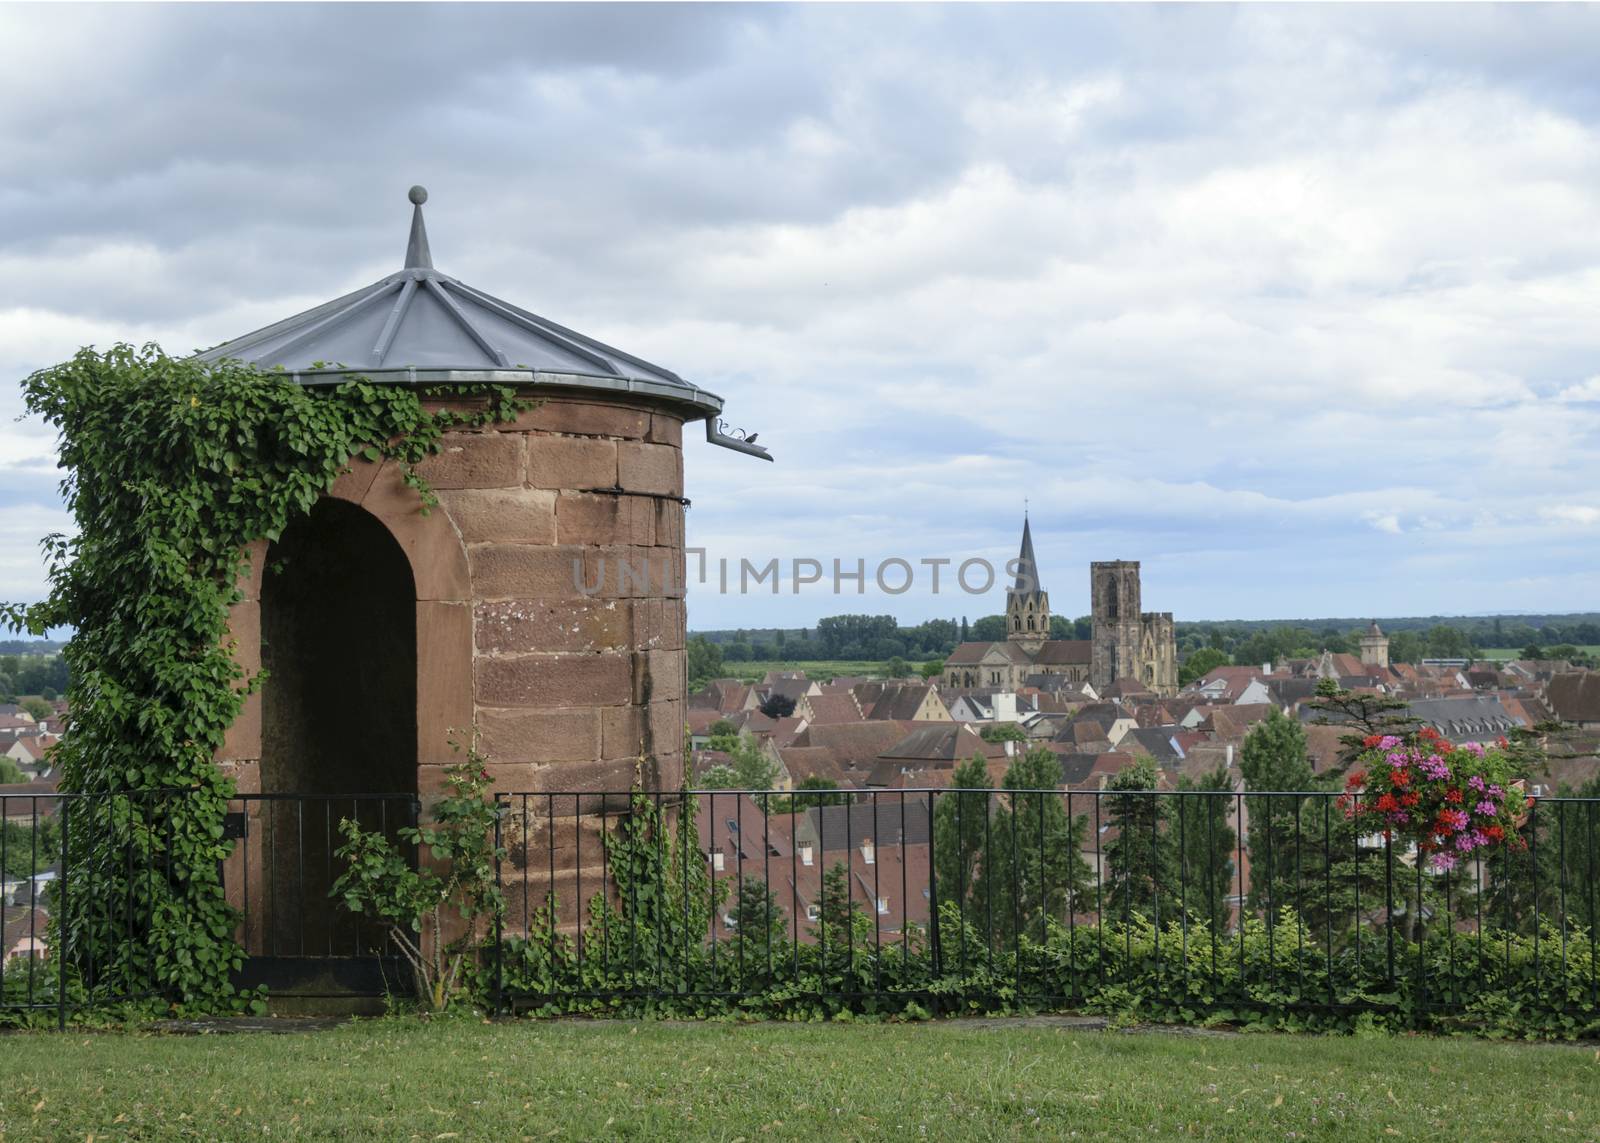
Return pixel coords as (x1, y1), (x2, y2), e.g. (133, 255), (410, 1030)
(1360, 620), (1390, 669)
(1090, 561), (1143, 687)
(1006, 514), (1050, 650)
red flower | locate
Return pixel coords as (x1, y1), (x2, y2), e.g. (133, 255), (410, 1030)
(1445, 788), (1463, 804)
(1401, 792), (1420, 807)
(1392, 769), (1411, 787)
(1346, 770), (1367, 789)
(1362, 735), (1382, 748)
(1419, 726), (1441, 741)
(1375, 793), (1399, 813)
(1485, 824), (1505, 842)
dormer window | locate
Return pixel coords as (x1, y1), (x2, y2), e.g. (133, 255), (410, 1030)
(800, 843), (814, 866)
(861, 840), (876, 865)
(710, 851), (725, 872)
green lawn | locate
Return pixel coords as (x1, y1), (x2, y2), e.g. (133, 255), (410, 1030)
(1, 1018), (1597, 1139)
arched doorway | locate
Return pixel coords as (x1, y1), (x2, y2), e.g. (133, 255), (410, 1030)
(251, 498), (418, 975)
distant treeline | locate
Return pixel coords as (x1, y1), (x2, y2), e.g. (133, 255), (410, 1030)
(0, 652), (68, 700)
(691, 612), (1600, 667)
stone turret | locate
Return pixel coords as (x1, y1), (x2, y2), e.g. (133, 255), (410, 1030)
(1360, 620), (1390, 669)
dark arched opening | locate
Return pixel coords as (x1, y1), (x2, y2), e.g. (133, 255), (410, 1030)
(255, 498), (417, 964)
(262, 498), (416, 795)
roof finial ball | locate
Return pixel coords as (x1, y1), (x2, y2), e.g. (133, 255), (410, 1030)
(408, 185), (428, 205)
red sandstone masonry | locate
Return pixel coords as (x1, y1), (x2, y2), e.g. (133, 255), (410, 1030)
(414, 432), (524, 489)
(469, 544), (593, 599)
(526, 437), (618, 490)
(555, 492), (655, 547)
(439, 488), (557, 544)
(617, 441), (682, 497)
(509, 399), (649, 439)
(475, 654), (632, 707)
(476, 706), (603, 764)
(474, 599), (631, 654)
(647, 414), (683, 447)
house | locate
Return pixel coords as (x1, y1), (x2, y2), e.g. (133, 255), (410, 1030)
(1187, 667), (1275, 706)
(1, 906), (49, 963)
(800, 692), (864, 725)
(1547, 673), (1600, 732)
(865, 724), (1011, 788)
(1406, 695), (1527, 743)
(852, 682), (951, 722)
(789, 721), (921, 786)
(944, 691), (1030, 724)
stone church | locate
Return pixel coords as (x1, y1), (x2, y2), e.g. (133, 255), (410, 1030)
(943, 517), (1178, 697)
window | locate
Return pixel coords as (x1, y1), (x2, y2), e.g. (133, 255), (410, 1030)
(710, 851), (725, 872)
(800, 843), (814, 866)
(861, 841), (876, 865)
(722, 912), (738, 930)
(876, 898), (889, 915)
(805, 903), (820, 922)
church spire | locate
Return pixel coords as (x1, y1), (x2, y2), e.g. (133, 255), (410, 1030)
(1012, 513), (1039, 594)
(1006, 511), (1050, 645)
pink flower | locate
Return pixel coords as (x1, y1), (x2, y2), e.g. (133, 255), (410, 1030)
(1379, 735), (1403, 749)
(1459, 741), (1486, 758)
(1432, 852), (1458, 872)
(1468, 775), (1486, 793)
(1475, 800), (1498, 818)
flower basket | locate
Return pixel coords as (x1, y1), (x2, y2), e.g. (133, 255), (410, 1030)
(1340, 727), (1529, 872)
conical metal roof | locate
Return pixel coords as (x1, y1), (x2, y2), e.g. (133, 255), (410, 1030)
(199, 186), (770, 459)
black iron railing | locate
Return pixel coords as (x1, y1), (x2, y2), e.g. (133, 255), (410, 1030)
(492, 788), (1600, 1029)
(227, 793), (420, 997)
(4, 785), (1596, 1032)
(1, 790), (176, 1029)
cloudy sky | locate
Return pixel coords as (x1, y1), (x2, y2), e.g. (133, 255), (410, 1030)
(4, 3), (1600, 631)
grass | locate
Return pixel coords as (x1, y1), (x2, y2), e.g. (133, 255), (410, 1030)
(1, 1017), (1598, 1139)
(716, 659), (933, 683)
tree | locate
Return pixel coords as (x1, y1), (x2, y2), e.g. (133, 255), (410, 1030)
(1103, 757), (1179, 922)
(728, 875), (787, 978)
(997, 747), (1090, 942)
(767, 776), (850, 812)
(920, 658), (945, 680)
(960, 617), (970, 641)
(700, 732), (778, 791)
(885, 655), (909, 678)
(809, 861), (863, 968)
(18, 696), (53, 722)
(980, 722), (1027, 744)
(1177, 647), (1230, 686)
(708, 718), (738, 739)
(932, 755), (993, 941)
(687, 636), (724, 688)
(1174, 767), (1237, 932)
(1521, 643), (1545, 661)
(971, 615), (1007, 642)
(0, 756), (26, 784)
(1239, 709), (1313, 915)
(758, 692), (796, 719)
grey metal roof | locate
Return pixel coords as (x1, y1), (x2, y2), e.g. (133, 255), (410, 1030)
(198, 186), (770, 459)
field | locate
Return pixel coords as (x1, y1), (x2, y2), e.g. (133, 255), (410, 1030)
(1, 1017), (1598, 1139)
(713, 659), (934, 683)
(1476, 647), (1600, 662)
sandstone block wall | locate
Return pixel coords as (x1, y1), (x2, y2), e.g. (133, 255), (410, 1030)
(218, 391), (693, 941)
